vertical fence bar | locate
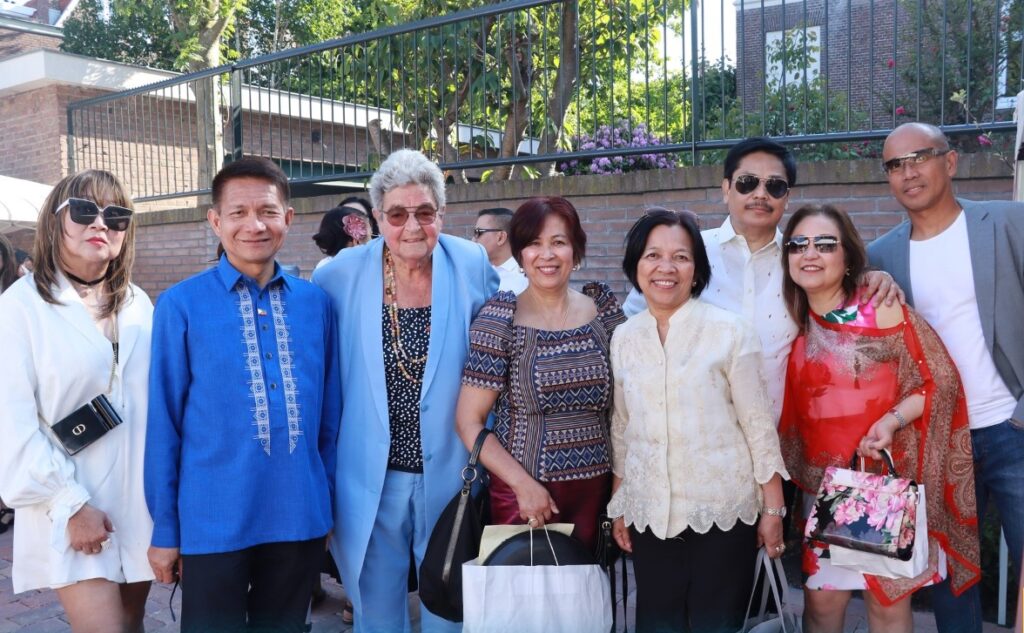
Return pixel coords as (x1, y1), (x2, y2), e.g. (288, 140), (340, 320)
(688, 0), (699, 162)
(67, 107), (77, 174)
(966, 0), (973, 117)
(230, 69), (244, 164)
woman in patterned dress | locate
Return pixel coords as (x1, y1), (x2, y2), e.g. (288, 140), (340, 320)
(778, 204), (979, 633)
(607, 209), (788, 633)
(455, 196), (625, 550)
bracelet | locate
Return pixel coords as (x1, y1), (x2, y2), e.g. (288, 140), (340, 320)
(889, 408), (908, 429)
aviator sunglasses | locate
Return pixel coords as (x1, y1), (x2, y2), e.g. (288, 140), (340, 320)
(731, 174), (790, 199)
(381, 204), (440, 227)
(55, 198), (134, 232)
(785, 234), (840, 255)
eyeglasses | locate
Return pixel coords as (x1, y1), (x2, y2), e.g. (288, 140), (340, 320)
(732, 174), (790, 199)
(881, 147), (951, 174)
(472, 228), (504, 238)
(382, 204), (440, 227)
(785, 234), (840, 255)
(55, 198), (133, 232)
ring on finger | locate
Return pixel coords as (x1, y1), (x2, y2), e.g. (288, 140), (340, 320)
(527, 517), (538, 526)
(775, 544), (785, 554)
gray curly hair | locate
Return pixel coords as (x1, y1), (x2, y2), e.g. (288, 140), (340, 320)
(368, 149), (446, 211)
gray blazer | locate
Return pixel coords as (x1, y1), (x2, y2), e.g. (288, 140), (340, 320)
(868, 199), (1024, 420)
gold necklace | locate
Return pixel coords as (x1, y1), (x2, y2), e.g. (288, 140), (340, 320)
(384, 247), (428, 383)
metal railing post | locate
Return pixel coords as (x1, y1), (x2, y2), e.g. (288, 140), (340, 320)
(230, 70), (244, 164)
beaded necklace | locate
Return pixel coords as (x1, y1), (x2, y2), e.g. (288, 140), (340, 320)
(383, 247), (428, 383)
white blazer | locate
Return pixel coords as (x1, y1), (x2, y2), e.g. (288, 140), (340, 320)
(0, 274), (155, 593)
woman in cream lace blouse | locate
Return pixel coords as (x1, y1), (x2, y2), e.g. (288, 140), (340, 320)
(608, 208), (789, 633)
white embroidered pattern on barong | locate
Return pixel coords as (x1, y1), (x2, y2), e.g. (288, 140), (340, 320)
(236, 282), (271, 454)
(269, 286), (302, 453)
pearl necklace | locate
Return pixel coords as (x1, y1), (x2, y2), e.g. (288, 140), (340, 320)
(383, 247), (428, 384)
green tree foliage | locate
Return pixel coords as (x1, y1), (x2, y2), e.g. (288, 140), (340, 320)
(61, 0), (176, 68)
(896, 0), (1023, 126)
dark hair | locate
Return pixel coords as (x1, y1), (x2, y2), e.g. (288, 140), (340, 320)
(622, 208), (711, 298)
(313, 204), (372, 256)
(211, 157), (290, 207)
(723, 137), (797, 186)
(781, 204), (867, 327)
(509, 197), (587, 266)
(477, 207), (514, 232)
(0, 234), (17, 292)
(14, 249), (30, 265)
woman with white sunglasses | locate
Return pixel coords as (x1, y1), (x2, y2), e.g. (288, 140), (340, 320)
(0, 170), (154, 632)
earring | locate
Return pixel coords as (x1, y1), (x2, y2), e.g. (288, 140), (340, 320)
(691, 281), (697, 287)
(572, 263), (581, 272)
(519, 267), (525, 274)
(845, 268), (851, 276)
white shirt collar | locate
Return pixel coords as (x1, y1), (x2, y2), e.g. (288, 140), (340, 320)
(497, 256), (519, 272)
(715, 216), (783, 252)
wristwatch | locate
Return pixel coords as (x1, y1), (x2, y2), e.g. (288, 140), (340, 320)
(763, 505), (787, 518)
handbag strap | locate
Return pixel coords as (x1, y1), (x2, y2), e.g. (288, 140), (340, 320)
(441, 428), (492, 584)
(740, 548), (792, 633)
(528, 525), (560, 567)
(850, 448), (899, 477)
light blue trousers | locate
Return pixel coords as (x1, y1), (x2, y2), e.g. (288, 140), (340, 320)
(356, 469), (462, 633)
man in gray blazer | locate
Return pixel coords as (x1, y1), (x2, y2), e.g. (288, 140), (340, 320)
(869, 122), (1024, 633)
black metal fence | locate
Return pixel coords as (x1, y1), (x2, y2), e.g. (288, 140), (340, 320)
(66, 0), (1023, 201)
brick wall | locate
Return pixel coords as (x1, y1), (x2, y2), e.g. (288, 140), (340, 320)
(737, 0), (910, 129)
(0, 26), (61, 60)
(129, 153), (1014, 301)
(0, 84), (112, 185)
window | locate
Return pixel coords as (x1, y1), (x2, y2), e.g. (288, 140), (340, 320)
(765, 26), (821, 87)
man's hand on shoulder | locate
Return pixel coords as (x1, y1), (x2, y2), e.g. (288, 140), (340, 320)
(859, 270), (905, 308)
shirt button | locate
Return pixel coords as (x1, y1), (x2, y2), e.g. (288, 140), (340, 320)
(265, 352), (273, 360)
(262, 325), (268, 331)
(424, 454), (433, 462)
(270, 383), (278, 390)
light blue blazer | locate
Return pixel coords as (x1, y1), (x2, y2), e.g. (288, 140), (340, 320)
(312, 234), (499, 603)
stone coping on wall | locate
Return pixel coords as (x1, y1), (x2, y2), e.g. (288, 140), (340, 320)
(134, 152), (1014, 226)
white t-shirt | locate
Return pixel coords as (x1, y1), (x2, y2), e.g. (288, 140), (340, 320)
(909, 211), (1016, 429)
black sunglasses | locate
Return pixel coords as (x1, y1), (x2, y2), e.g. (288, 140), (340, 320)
(785, 234), (840, 255)
(732, 174), (790, 199)
(881, 147), (951, 174)
(472, 228), (504, 238)
(55, 198), (133, 232)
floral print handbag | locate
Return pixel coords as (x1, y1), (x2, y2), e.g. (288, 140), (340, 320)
(805, 450), (919, 561)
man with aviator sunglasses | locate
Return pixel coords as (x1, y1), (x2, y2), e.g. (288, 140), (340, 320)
(870, 122), (1024, 633)
(624, 137), (903, 425)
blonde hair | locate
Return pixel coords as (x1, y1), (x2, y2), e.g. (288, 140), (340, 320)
(33, 170), (137, 318)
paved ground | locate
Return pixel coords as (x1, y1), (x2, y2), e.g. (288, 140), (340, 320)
(0, 526), (1011, 632)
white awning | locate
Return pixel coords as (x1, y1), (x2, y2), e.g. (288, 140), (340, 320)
(0, 175), (52, 234)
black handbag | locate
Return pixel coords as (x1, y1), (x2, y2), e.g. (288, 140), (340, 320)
(50, 394), (124, 455)
(418, 428), (491, 622)
(597, 514), (629, 632)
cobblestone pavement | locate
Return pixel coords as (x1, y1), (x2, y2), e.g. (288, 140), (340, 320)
(0, 526), (1007, 632)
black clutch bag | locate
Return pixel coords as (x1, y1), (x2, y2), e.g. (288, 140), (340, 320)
(50, 394), (123, 455)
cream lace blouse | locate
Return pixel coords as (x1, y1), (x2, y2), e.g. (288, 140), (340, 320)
(606, 298), (789, 539)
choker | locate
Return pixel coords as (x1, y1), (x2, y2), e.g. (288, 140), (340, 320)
(66, 271), (105, 287)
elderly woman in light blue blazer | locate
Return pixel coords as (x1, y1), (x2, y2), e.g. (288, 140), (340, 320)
(313, 149), (498, 633)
